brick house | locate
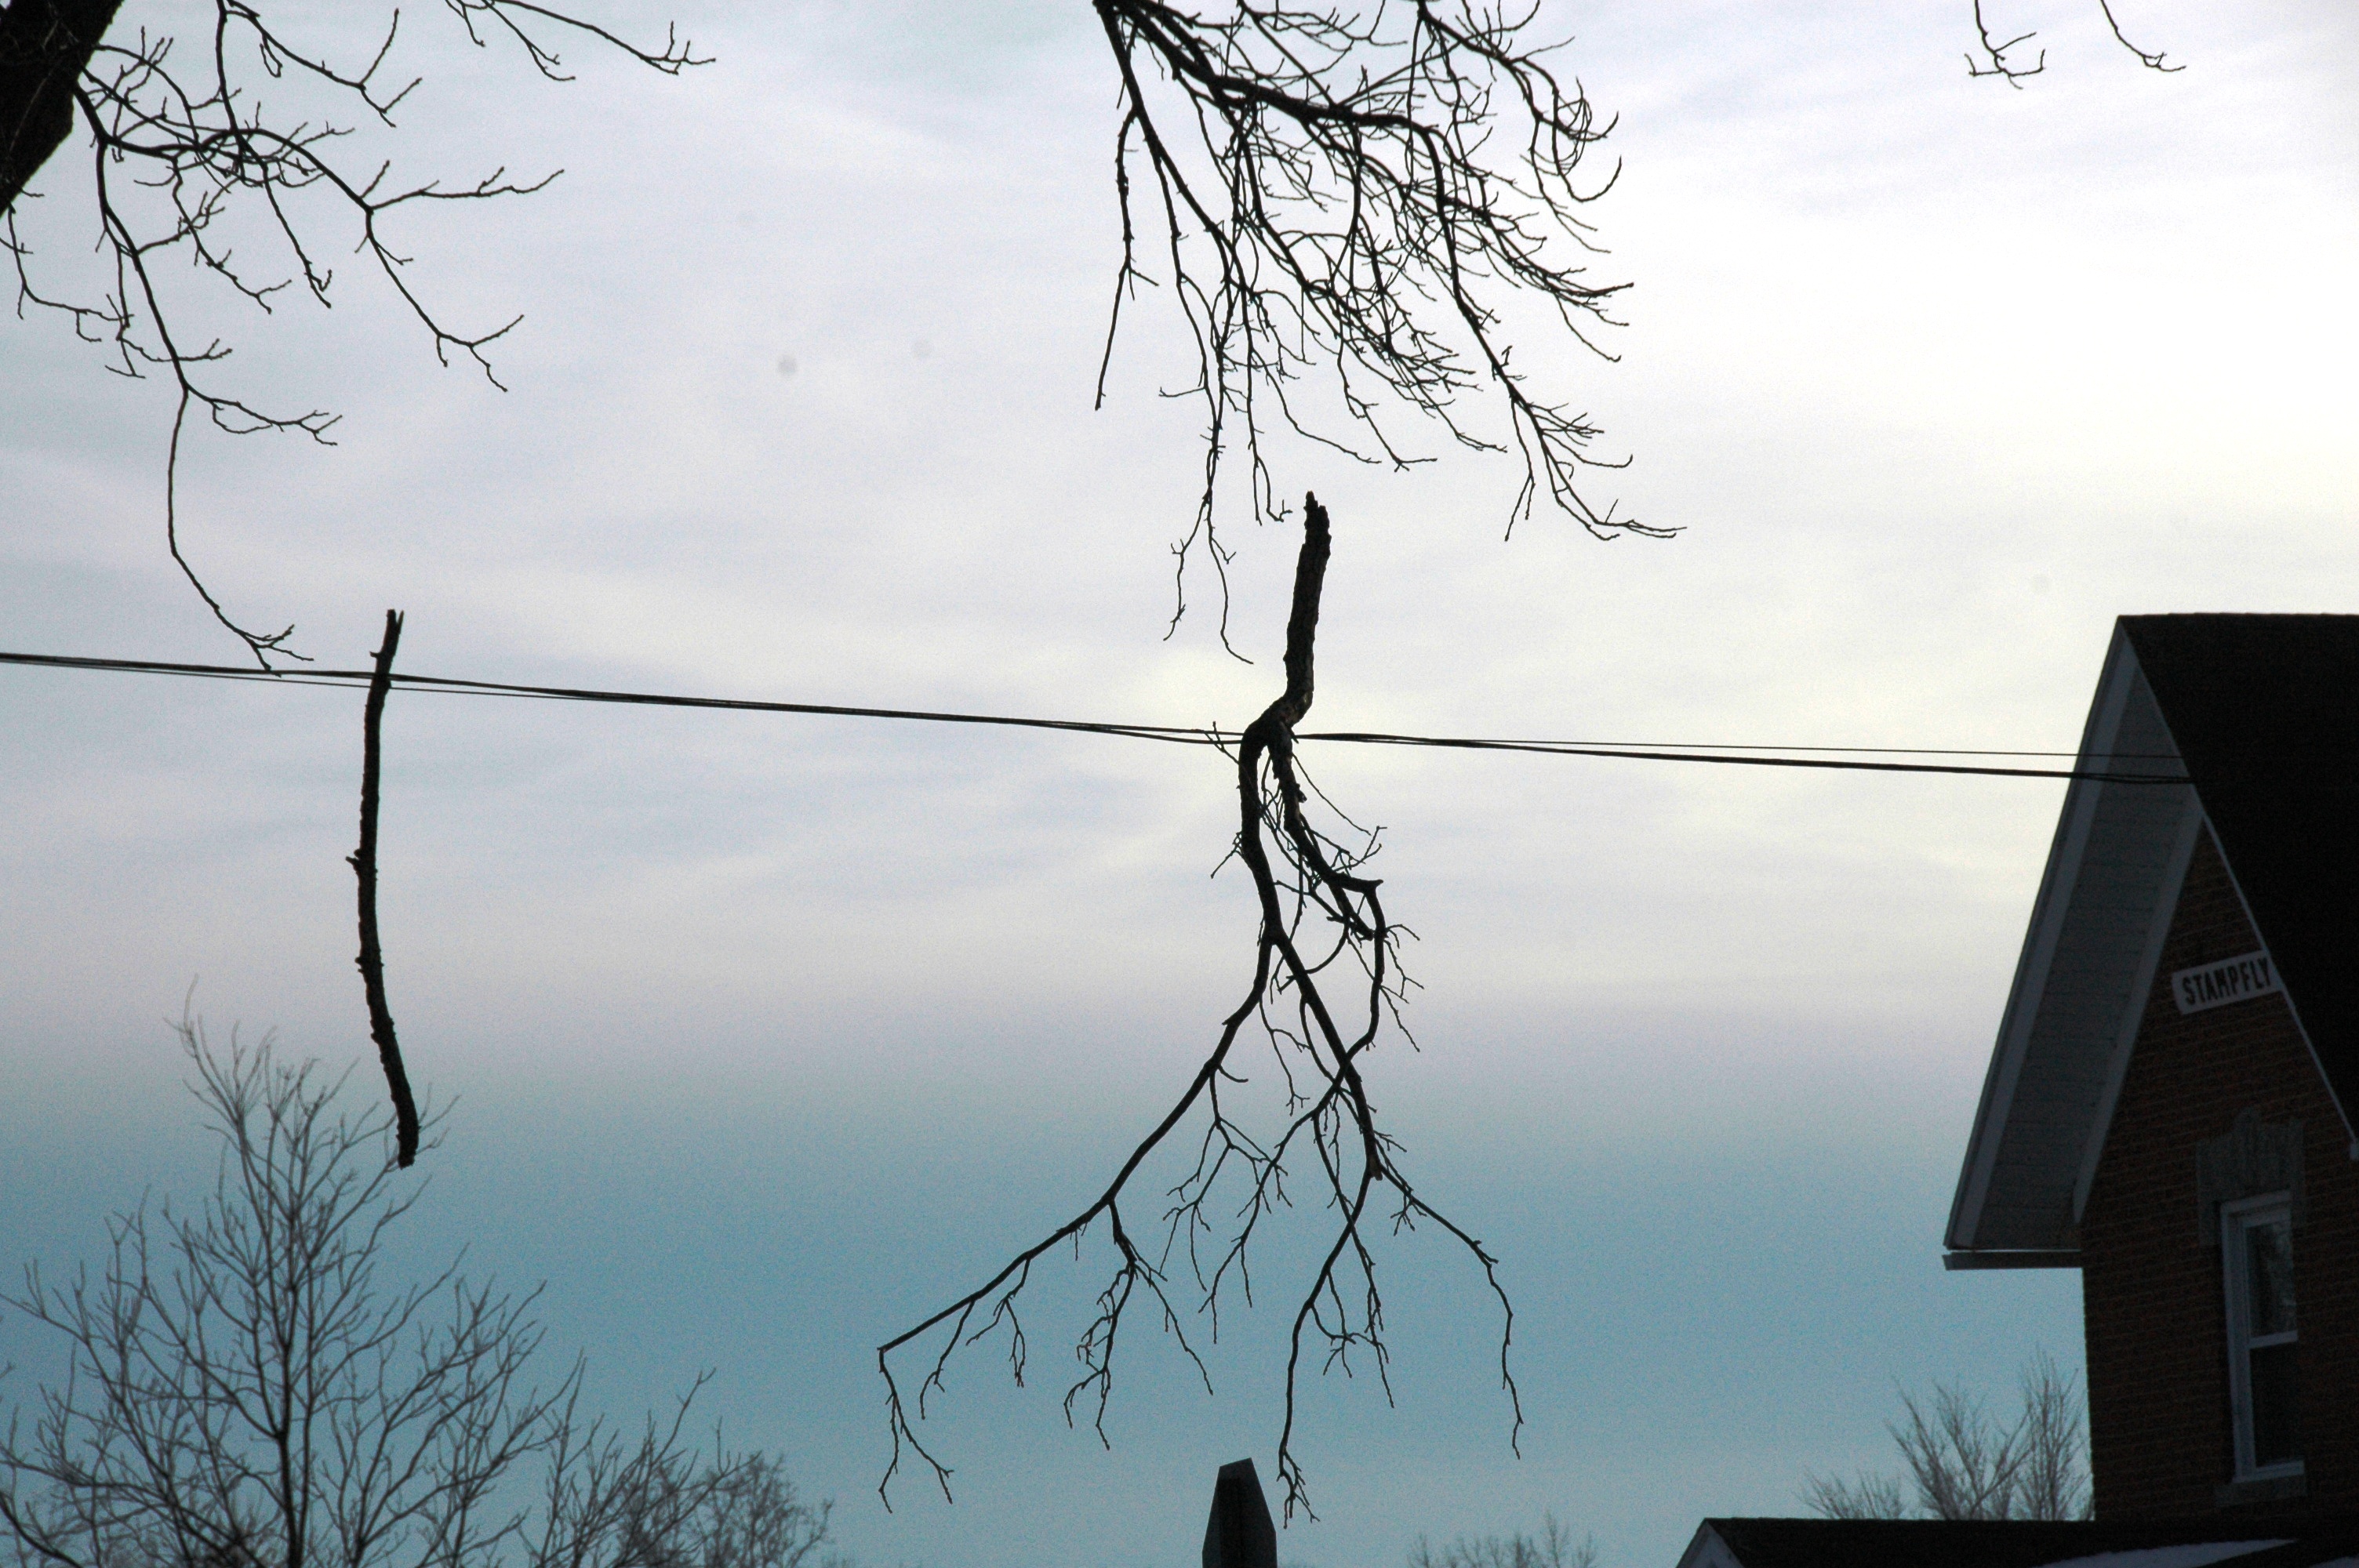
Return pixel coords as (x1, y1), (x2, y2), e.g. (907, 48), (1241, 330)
(1681, 615), (2359, 1567)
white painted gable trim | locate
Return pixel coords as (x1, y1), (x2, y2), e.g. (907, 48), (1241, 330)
(1949, 625), (2154, 1251)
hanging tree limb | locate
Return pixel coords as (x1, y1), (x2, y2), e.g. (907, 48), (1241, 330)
(349, 608), (418, 1167)
(2, 1), (704, 666)
(877, 496), (1518, 1521)
(1091, 2), (1671, 641)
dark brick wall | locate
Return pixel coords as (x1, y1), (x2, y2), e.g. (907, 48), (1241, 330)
(2081, 826), (2359, 1519)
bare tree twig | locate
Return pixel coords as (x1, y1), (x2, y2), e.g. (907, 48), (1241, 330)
(2096, 1), (2180, 73)
(1968, 0), (2182, 85)
(877, 495), (1519, 1520)
(1092, 2), (1669, 643)
(1965, 0), (2045, 85)
(348, 607), (416, 1167)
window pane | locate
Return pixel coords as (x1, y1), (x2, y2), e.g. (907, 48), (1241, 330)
(2250, 1342), (2299, 1466)
(2245, 1215), (2295, 1337)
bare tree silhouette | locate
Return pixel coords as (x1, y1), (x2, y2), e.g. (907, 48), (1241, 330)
(7, 2), (2204, 661)
(878, 494), (1518, 1521)
(1409, 1514), (1598, 1568)
(0, 1018), (834, 1568)
(8, 2), (1668, 661)
(0, 0), (703, 664)
(1800, 1352), (2092, 1522)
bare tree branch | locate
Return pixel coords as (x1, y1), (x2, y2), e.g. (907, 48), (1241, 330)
(1965, 0), (2045, 85)
(2, 2), (705, 666)
(1968, 0), (2182, 85)
(1797, 1471), (1910, 1521)
(348, 608), (417, 1167)
(877, 495), (1519, 1521)
(2010, 1349), (2092, 1521)
(1092, 2), (1670, 642)
(2096, 1), (2180, 74)
(1800, 1352), (2091, 1522)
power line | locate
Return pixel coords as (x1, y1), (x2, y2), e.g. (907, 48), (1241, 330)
(0, 650), (1223, 745)
(1299, 731), (2183, 782)
(0, 649), (2194, 785)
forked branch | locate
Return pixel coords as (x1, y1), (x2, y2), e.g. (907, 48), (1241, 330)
(877, 495), (1519, 1521)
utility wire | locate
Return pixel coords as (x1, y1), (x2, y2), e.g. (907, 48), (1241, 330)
(0, 649), (2194, 784)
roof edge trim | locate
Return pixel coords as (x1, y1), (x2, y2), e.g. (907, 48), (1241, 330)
(1943, 1249), (2083, 1271)
(1947, 623), (2140, 1250)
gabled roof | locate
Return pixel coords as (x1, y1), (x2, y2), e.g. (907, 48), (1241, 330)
(1677, 1516), (2359, 1568)
(2125, 616), (2359, 1102)
(1944, 615), (2359, 1265)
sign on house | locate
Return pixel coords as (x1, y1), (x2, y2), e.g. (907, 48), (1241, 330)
(2172, 950), (2281, 1016)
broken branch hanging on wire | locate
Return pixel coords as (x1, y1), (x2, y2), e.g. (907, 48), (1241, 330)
(348, 607), (418, 1167)
(876, 495), (1518, 1521)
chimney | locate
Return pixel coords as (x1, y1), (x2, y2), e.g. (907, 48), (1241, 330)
(1201, 1457), (1278, 1568)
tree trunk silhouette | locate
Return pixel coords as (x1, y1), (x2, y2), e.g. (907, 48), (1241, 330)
(0, 0), (120, 212)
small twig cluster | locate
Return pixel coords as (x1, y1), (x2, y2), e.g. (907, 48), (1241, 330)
(4, 2), (703, 666)
(1092, 1), (1668, 641)
(878, 495), (1519, 1521)
(1966, 0), (2182, 85)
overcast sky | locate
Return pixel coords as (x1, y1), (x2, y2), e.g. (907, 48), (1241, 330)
(3, 2), (2355, 1566)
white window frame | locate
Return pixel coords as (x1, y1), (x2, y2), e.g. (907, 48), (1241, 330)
(2221, 1192), (2303, 1482)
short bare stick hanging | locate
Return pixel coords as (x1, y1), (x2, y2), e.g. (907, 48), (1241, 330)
(350, 608), (419, 1166)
